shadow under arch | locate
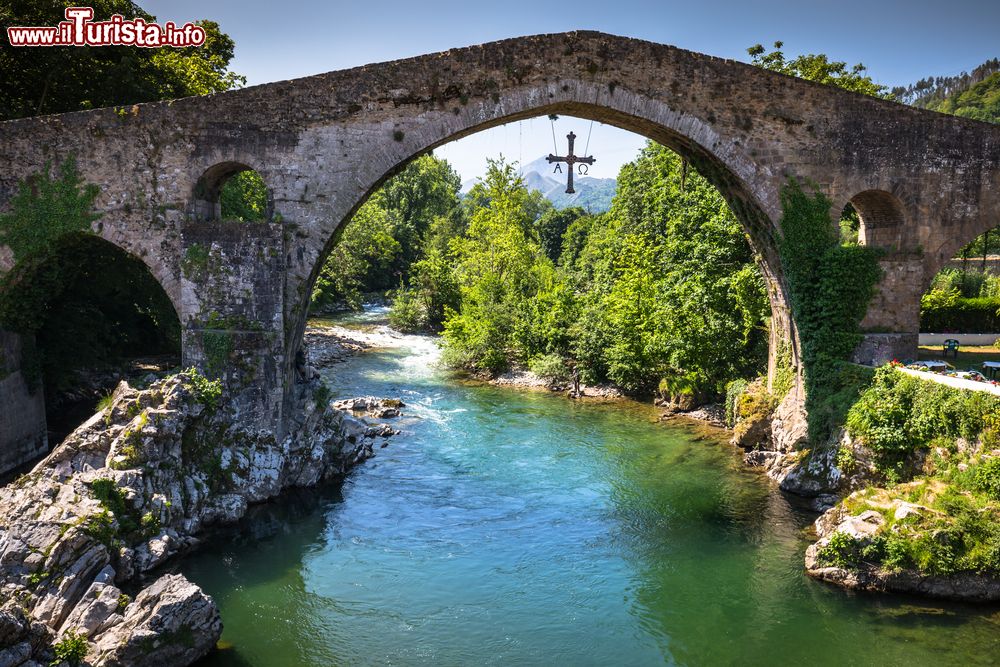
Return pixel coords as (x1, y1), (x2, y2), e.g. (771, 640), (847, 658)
(849, 189), (909, 252)
(295, 97), (798, 394)
(0, 232), (181, 443)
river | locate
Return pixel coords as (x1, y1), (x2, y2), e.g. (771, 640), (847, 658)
(182, 309), (1000, 666)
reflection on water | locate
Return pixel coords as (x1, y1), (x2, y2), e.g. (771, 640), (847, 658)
(184, 311), (1000, 666)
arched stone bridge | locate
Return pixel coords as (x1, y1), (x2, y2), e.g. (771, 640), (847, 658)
(2, 31), (999, 458)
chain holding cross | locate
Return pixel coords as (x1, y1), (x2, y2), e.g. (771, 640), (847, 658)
(547, 131), (595, 194)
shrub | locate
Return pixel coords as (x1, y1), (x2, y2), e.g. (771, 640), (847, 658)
(528, 353), (570, 383)
(735, 382), (777, 423)
(52, 630), (89, 666)
(817, 531), (863, 569)
(846, 366), (1000, 474)
(920, 294), (1000, 332)
(95, 391), (115, 413)
(182, 368), (223, 411)
(973, 458), (1000, 500)
(388, 288), (425, 332)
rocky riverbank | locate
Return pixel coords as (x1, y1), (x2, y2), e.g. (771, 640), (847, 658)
(0, 369), (403, 666)
(488, 368), (623, 399)
(804, 495), (1000, 601)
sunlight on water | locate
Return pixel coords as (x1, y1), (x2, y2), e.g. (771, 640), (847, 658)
(183, 310), (1000, 666)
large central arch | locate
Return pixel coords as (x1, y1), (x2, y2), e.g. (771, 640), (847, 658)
(295, 93), (796, 397)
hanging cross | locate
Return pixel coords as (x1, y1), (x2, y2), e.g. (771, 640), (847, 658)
(547, 131), (595, 194)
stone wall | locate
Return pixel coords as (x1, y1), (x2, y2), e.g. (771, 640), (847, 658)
(0, 331), (47, 475)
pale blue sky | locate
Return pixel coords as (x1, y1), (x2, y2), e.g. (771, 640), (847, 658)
(146, 0), (1000, 181)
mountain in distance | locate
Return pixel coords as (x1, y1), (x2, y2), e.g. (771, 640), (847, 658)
(461, 155), (617, 213)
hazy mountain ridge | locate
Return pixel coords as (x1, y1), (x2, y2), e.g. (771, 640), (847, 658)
(461, 155), (617, 213)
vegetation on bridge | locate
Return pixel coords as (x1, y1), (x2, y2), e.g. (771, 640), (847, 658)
(776, 181), (883, 440)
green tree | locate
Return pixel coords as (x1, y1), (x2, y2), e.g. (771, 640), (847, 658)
(536, 207), (586, 264)
(568, 144), (769, 394)
(219, 171), (268, 222)
(442, 158), (560, 372)
(373, 154), (462, 265)
(747, 41), (891, 98)
(312, 154), (463, 310)
(0, 1), (244, 120)
(312, 204), (403, 310)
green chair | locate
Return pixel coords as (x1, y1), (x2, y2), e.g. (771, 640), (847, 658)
(943, 339), (960, 359)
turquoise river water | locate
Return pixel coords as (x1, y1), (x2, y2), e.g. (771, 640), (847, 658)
(183, 310), (1000, 666)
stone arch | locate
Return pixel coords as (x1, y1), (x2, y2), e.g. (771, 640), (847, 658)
(930, 214), (1000, 280)
(1, 231), (182, 444)
(850, 189), (909, 251)
(190, 161), (273, 223)
(292, 95), (798, 396)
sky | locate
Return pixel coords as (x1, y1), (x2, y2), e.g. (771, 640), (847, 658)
(145, 0), (1000, 182)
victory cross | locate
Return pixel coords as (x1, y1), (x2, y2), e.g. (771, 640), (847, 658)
(547, 131), (595, 194)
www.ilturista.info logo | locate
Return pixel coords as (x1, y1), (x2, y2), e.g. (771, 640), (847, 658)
(6, 7), (206, 48)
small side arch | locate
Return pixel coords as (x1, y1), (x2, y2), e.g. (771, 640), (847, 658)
(190, 161), (273, 223)
(850, 189), (908, 251)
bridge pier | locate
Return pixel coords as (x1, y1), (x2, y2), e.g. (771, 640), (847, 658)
(179, 221), (287, 435)
(0, 331), (48, 476)
(852, 253), (924, 366)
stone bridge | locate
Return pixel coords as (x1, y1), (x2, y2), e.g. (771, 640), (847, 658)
(2, 31), (999, 469)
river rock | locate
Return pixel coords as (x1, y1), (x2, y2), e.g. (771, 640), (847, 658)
(835, 510), (884, 539)
(333, 396), (405, 418)
(92, 574), (221, 667)
(0, 369), (375, 666)
(303, 327), (369, 368)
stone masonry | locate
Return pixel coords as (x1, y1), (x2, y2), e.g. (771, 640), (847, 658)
(0, 31), (998, 453)
(0, 332), (47, 474)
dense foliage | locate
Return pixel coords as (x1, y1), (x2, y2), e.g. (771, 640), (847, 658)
(776, 182), (882, 440)
(823, 368), (1000, 576)
(920, 294), (1000, 333)
(0, 1), (244, 120)
(893, 58), (1000, 108)
(846, 365), (1000, 475)
(565, 146), (768, 395)
(219, 171), (268, 222)
(747, 42), (891, 98)
(920, 269), (1000, 333)
(382, 147), (769, 397)
(312, 155), (463, 310)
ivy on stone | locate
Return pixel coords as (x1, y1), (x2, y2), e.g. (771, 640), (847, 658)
(0, 157), (99, 263)
(777, 180), (883, 441)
